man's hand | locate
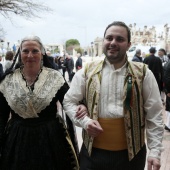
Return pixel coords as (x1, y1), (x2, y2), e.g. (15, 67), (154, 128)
(75, 104), (88, 119)
(86, 120), (103, 138)
(147, 157), (161, 170)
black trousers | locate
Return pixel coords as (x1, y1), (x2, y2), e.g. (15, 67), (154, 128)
(80, 144), (146, 170)
(67, 69), (73, 81)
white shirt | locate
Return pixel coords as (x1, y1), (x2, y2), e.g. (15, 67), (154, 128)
(63, 61), (164, 160)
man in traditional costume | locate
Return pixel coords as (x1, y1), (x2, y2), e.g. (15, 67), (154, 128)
(63, 21), (164, 170)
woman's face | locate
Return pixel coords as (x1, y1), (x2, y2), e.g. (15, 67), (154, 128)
(21, 40), (42, 69)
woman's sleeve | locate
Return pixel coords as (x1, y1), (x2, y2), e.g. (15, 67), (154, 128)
(57, 82), (69, 105)
(0, 92), (10, 150)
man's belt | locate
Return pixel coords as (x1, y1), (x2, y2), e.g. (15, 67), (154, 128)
(93, 117), (127, 151)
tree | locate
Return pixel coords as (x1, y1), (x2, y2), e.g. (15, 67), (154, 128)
(66, 39), (80, 55)
(74, 47), (84, 56)
(65, 39), (80, 48)
(65, 39), (80, 55)
(0, 0), (52, 20)
(0, 0), (52, 38)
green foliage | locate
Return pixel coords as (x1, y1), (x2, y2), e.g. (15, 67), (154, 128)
(66, 39), (80, 48)
(75, 47), (84, 55)
(54, 47), (59, 53)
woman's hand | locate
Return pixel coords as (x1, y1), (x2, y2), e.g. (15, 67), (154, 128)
(167, 93), (170, 97)
(75, 104), (88, 119)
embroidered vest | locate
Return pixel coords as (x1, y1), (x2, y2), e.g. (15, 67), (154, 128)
(82, 59), (147, 161)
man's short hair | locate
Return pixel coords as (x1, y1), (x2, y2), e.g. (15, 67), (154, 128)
(5, 51), (14, 60)
(149, 47), (156, 54)
(159, 48), (166, 55)
(103, 21), (131, 43)
(135, 49), (141, 55)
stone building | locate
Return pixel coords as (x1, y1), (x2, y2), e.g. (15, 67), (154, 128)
(90, 23), (170, 57)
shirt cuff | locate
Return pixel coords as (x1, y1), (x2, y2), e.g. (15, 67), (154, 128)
(148, 149), (162, 160)
(74, 116), (92, 129)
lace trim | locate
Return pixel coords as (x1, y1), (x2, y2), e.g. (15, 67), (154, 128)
(0, 67), (65, 118)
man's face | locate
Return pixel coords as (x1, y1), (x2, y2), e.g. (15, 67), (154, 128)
(103, 25), (131, 64)
(158, 50), (164, 57)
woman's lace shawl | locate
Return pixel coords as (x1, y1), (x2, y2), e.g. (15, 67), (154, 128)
(0, 67), (65, 118)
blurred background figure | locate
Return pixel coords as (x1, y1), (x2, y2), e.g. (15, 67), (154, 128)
(141, 52), (146, 60)
(12, 44), (17, 55)
(75, 53), (82, 71)
(0, 61), (3, 78)
(56, 56), (65, 75)
(158, 48), (168, 66)
(158, 48), (168, 104)
(132, 49), (143, 62)
(3, 51), (14, 73)
(46, 51), (58, 70)
(143, 47), (163, 94)
(163, 53), (170, 132)
(64, 53), (74, 82)
(0, 55), (2, 62)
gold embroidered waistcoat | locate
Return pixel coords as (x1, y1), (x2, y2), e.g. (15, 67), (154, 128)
(82, 59), (147, 160)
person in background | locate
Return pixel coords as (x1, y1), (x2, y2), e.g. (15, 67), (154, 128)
(143, 47), (163, 94)
(63, 21), (164, 170)
(46, 50), (58, 70)
(158, 48), (168, 66)
(12, 44), (17, 55)
(0, 55), (3, 78)
(75, 53), (83, 71)
(158, 48), (168, 104)
(56, 56), (65, 75)
(163, 53), (170, 132)
(0, 55), (2, 62)
(141, 52), (146, 59)
(0, 35), (87, 170)
(64, 53), (74, 82)
(3, 51), (14, 73)
(0, 62), (3, 78)
(132, 49), (143, 62)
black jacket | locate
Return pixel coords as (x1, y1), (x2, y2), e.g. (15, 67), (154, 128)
(143, 55), (163, 92)
(163, 60), (170, 111)
(75, 57), (82, 69)
(164, 60), (170, 93)
(48, 56), (58, 70)
(64, 58), (74, 70)
(0, 63), (3, 78)
(132, 55), (143, 62)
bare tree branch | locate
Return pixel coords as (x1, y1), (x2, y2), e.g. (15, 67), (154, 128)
(0, 0), (52, 19)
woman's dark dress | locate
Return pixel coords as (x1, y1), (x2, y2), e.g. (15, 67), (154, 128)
(0, 67), (79, 170)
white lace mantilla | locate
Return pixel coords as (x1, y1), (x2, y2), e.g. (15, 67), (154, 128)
(0, 67), (65, 118)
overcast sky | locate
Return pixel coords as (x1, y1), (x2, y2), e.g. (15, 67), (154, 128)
(1, 0), (170, 48)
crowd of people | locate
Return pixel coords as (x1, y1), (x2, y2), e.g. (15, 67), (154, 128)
(132, 46), (170, 134)
(0, 21), (168, 170)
